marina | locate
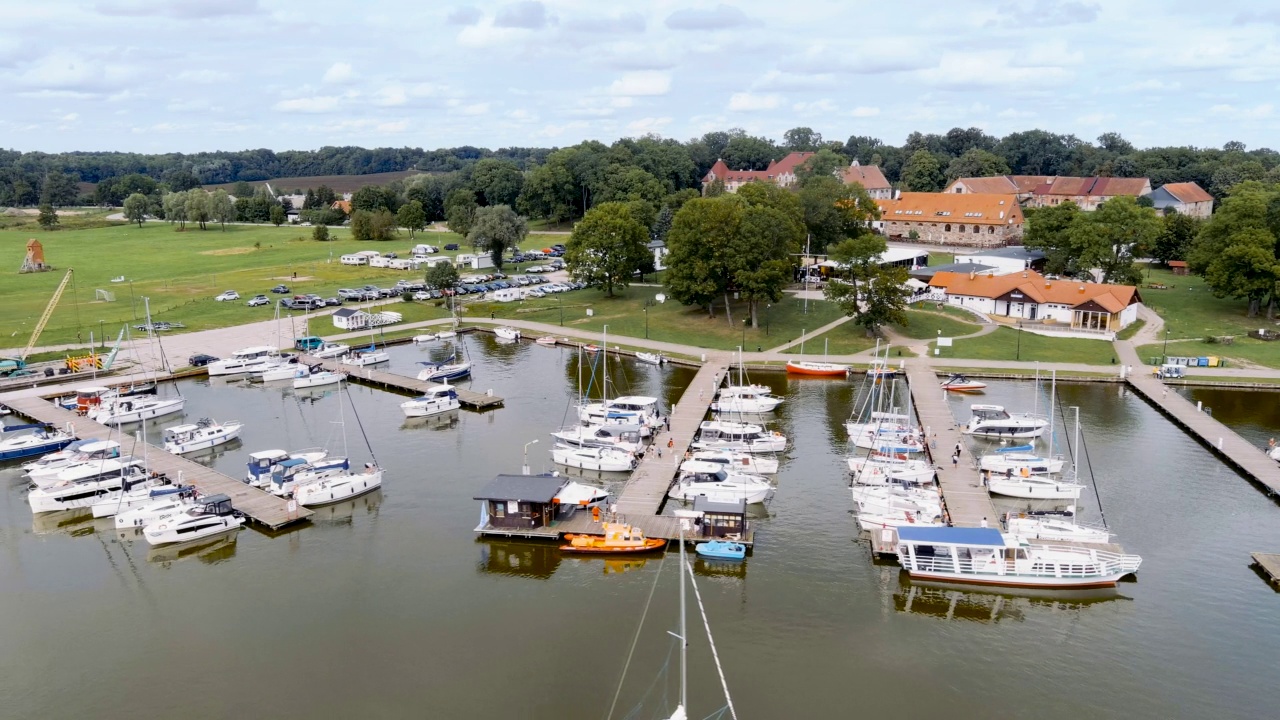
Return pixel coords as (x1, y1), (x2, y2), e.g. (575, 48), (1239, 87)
(298, 353), (505, 410)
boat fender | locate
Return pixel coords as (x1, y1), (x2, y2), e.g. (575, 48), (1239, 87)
(1020, 467), (1030, 478)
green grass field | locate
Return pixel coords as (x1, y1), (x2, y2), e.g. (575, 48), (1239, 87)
(890, 307), (980, 340)
(938, 326), (1118, 364)
(1137, 265), (1280, 368)
(0, 221), (569, 351)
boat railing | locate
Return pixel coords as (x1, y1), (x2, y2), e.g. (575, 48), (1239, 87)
(904, 548), (1141, 578)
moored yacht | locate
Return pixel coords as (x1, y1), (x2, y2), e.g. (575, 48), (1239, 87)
(162, 418), (243, 455)
(551, 424), (645, 455)
(27, 462), (149, 513)
(341, 345), (389, 366)
(577, 396), (661, 431)
(987, 472), (1084, 500)
(692, 420), (786, 454)
(551, 444), (636, 473)
(710, 387), (783, 414)
(417, 355), (471, 382)
(207, 346), (281, 376)
(255, 359), (305, 382)
(30, 455), (145, 490)
(91, 480), (189, 518)
(312, 342), (350, 359)
(667, 469), (773, 504)
(978, 445), (1067, 475)
(848, 454), (936, 485)
(89, 395), (186, 425)
(493, 327), (521, 341)
(294, 368), (342, 389)
(0, 423), (76, 461)
(400, 384), (461, 418)
(244, 448), (340, 487)
(964, 404), (1049, 439)
(293, 464), (383, 506)
(1005, 514), (1112, 544)
(143, 494), (244, 546)
(115, 491), (200, 529)
(687, 449), (779, 475)
(267, 455), (352, 497)
(22, 438), (97, 474)
(27, 440), (122, 483)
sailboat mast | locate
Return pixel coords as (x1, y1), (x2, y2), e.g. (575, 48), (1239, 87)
(1071, 406), (1080, 482)
(679, 522), (688, 713)
(1048, 370), (1056, 456)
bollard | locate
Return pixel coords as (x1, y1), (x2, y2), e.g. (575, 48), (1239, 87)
(487, 388), (493, 396)
(1218, 437), (1223, 450)
(1197, 400), (1202, 412)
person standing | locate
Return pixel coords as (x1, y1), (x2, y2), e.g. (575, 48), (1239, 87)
(951, 453), (959, 469)
(954, 442), (962, 457)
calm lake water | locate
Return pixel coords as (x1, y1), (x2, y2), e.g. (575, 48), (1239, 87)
(2, 342), (1278, 719)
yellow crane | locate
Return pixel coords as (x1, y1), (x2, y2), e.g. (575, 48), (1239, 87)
(19, 268), (74, 364)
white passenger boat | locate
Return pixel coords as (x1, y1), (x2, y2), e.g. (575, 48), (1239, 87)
(162, 418), (243, 455)
(964, 404), (1049, 439)
(144, 494), (244, 546)
(293, 464), (383, 506)
(207, 346), (281, 376)
(635, 351), (665, 365)
(27, 463), (150, 513)
(341, 346), (389, 366)
(1005, 514), (1112, 544)
(987, 472), (1084, 500)
(294, 368), (342, 389)
(493, 326), (521, 341)
(978, 444), (1067, 475)
(90, 395), (186, 425)
(551, 424), (645, 455)
(115, 491), (200, 528)
(91, 481), (190, 518)
(27, 440), (121, 481)
(687, 449), (779, 475)
(551, 444), (636, 473)
(894, 526), (1141, 588)
(400, 384), (461, 418)
(667, 469), (773, 504)
(312, 342), (350, 359)
(692, 421), (787, 454)
(0, 424), (76, 461)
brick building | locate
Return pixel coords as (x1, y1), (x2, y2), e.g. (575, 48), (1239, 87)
(872, 193), (1024, 248)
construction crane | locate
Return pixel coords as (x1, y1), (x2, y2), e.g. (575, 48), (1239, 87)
(1, 269), (74, 375)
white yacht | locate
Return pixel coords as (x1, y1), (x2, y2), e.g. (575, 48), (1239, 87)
(979, 445), (1067, 475)
(1005, 514), (1112, 544)
(293, 464), (383, 506)
(162, 418), (243, 455)
(987, 472), (1084, 500)
(115, 491), (199, 529)
(555, 481), (609, 509)
(964, 404), (1049, 439)
(692, 421), (786, 454)
(894, 526), (1142, 588)
(551, 424), (645, 455)
(668, 469), (772, 504)
(687, 449), (779, 475)
(857, 508), (945, 532)
(26, 440), (121, 481)
(30, 455), (145, 490)
(207, 346), (281, 376)
(294, 370), (343, 389)
(400, 385), (461, 418)
(852, 485), (943, 522)
(21, 438), (95, 473)
(711, 386), (784, 414)
(244, 448), (343, 487)
(144, 494), (244, 546)
(0, 424), (76, 462)
(91, 481), (190, 518)
(90, 395), (186, 425)
(27, 463), (150, 513)
(267, 455), (352, 497)
(551, 444), (636, 473)
(256, 361), (307, 382)
(848, 455), (936, 485)
(577, 396), (661, 431)
(341, 346), (389, 366)
(493, 327), (521, 341)
(312, 342), (350, 359)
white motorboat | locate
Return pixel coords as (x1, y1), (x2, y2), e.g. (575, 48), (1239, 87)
(551, 424), (645, 455)
(90, 395), (186, 425)
(24, 439), (117, 478)
(667, 470), (772, 504)
(979, 449), (1067, 475)
(711, 387), (783, 414)
(718, 383), (772, 398)
(400, 384), (461, 418)
(114, 491), (200, 528)
(940, 373), (987, 392)
(577, 396), (661, 431)
(0, 424), (76, 462)
(162, 418), (243, 455)
(341, 346), (389, 366)
(267, 455), (352, 497)
(555, 481), (609, 509)
(964, 404), (1049, 439)
(857, 508), (945, 532)
(417, 356), (471, 382)
(21, 438), (96, 473)
(1005, 514), (1112, 544)
(144, 494), (244, 546)
(852, 486), (943, 520)
(848, 455), (936, 485)
(692, 420), (787, 454)
(635, 351), (665, 365)
(294, 368), (343, 389)
(493, 326), (521, 341)
(894, 527), (1141, 588)
(28, 464), (149, 513)
(255, 360), (305, 382)
(91, 481), (190, 518)
(207, 346), (281, 376)
(30, 454), (143, 490)
(688, 449), (779, 475)
(413, 333), (439, 344)
(535, 336), (558, 347)
(312, 342), (350, 359)
(551, 444), (636, 473)
(293, 465), (383, 506)
(243, 448), (335, 487)
(987, 472), (1084, 499)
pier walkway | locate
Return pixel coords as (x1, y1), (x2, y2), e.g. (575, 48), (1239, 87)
(613, 359), (731, 518)
(1117, 342), (1280, 498)
(903, 362), (998, 527)
(298, 355), (504, 410)
(3, 396), (311, 529)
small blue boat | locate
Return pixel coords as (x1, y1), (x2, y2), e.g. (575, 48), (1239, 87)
(0, 424), (76, 461)
(695, 540), (746, 561)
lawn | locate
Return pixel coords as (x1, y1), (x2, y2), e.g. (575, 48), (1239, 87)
(0, 221), (568, 350)
(938, 326), (1118, 365)
(890, 307), (980, 340)
(1137, 265), (1280, 367)
(793, 323), (880, 355)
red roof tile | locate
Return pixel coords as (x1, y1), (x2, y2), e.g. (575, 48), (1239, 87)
(1162, 182), (1213, 204)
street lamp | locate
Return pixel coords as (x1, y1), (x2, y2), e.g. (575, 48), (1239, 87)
(765, 303), (771, 336)
(558, 293), (563, 327)
(98, 320), (105, 350)
(644, 301), (649, 339)
(1163, 326), (1170, 363)
(741, 317), (748, 348)
(1016, 322), (1023, 361)
(128, 280), (136, 321)
(522, 439), (539, 476)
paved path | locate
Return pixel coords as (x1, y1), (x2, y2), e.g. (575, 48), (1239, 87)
(766, 316), (854, 352)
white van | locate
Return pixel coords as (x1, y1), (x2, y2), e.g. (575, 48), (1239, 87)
(490, 288), (522, 302)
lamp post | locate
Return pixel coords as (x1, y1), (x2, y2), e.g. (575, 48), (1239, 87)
(522, 439), (538, 476)
(559, 293), (564, 327)
(765, 303), (771, 336)
(128, 280), (136, 321)
(98, 320), (105, 350)
(644, 302), (649, 339)
(1016, 322), (1023, 361)
(741, 317), (748, 349)
(1163, 326), (1169, 363)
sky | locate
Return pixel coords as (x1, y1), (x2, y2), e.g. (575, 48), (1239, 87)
(3, 0), (1279, 154)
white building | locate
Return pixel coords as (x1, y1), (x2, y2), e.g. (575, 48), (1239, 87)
(929, 269), (1142, 336)
(952, 247), (1046, 276)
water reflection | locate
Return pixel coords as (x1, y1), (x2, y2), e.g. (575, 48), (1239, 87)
(32, 507), (95, 536)
(477, 540), (563, 579)
(146, 530), (240, 566)
(400, 411), (460, 432)
(307, 488), (383, 525)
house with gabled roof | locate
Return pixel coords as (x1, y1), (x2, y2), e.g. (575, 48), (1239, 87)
(945, 175), (1054, 202)
(1148, 182), (1213, 218)
(872, 192), (1024, 248)
(1028, 176), (1151, 211)
(702, 152), (893, 197)
(928, 269), (1142, 337)
(841, 161), (893, 198)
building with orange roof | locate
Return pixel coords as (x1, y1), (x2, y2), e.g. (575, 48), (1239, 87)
(873, 192), (1024, 248)
(331, 200), (352, 214)
(944, 175), (1054, 201)
(1028, 176), (1151, 211)
(1148, 182), (1214, 218)
(701, 152), (892, 197)
(928, 269), (1142, 336)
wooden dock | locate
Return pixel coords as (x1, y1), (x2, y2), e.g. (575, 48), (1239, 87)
(299, 355), (504, 410)
(2, 396), (311, 529)
(1123, 369), (1280, 498)
(903, 362), (999, 527)
(613, 359), (731, 517)
(1251, 552), (1280, 586)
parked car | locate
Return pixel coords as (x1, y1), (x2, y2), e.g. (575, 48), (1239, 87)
(188, 353), (219, 367)
(551, 244), (566, 252)
(411, 291), (431, 301)
(324, 297), (342, 306)
(215, 290), (240, 301)
(246, 294), (270, 307)
(548, 259), (565, 269)
(337, 288), (362, 300)
(270, 284), (290, 294)
(384, 252), (398, 259)
(444, 243), (459, 251)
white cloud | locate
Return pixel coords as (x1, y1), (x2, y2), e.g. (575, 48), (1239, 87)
(372, 83), (443, 107)
(494, 1), (550, 29)
(850, 106), (881, 117)
(1075, 112), (1112, 126)
(455, 102), (491, 116)
(1122, 79), (1180, 92)
(998, 108), (1037, 118)
(377, 120), (409, 133)
(666, 4), (753, 30)
(793, 99), (836, 114)
(60, 112), (79, 122)
(728, 92), (780, 111)
(611, 97), (634, 108)
(917, 51), (1072, 87)
(323, 62), (356, 84)
(446, 6), (482, 26)
(274, 96), (341, 113)
(608, 71), (671, 96)
(626, 117), (672, 134)
(1209, 103), (1273, 119)
(97, 0), (261, 18)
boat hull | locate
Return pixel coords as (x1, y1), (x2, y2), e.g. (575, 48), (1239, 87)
(400, 397), (461, 418)
(902, 569), (1125, 589)
(559, 537), (666, 554)
(91, 398), (186, 425)
(294, 372), (342, 389)
(0, 437), (74, 461)
(144, 516), (244, 546)
(785, 361), (849, 376)
(987, 480), (1084, 500)
(696, 541), (746, 560)
(294, 470), (383, 507)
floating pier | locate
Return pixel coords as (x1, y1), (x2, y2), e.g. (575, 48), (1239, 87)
(1251, 552), (1280, 586)
(2, 396), (311, 529)
(298, 355), (504, 410)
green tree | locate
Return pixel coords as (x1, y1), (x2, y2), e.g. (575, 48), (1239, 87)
(783, 126), (824, 152)
(797, 176), (879, 252)
(123, 193), (149, 227)
(944, 148), (1011, 182)
(664, 196), (741, 317)
(1068, 196), (1159, 284)
(1152, 212), (1200, 264)
(1188, 182), (1280, 316)
(901, 149), (945, 191)
(596, 165), (665, 208)
(351, 184), (396, 213)
(186, 189), (212, 230)
(731, 201), (803, 327)
(795, 149), (849, 185)
(396, 200), (426, 238)
(823, 235), (910, 335)
(469, 158), (525, 207)
(40, 172), (79, 207)
(312, 224), (330, 241)
(37, 203), (59, 230)
(566, 202), (649, 297)
(1022, 202), (1083, 275)
(518, 157), (577, 223)
(269, 204), (286, 227)
(211, 189), (234, 230)
(467, 204), (527, 268)
(424, 261), (460, 291)
(445, 188), (479, 235)
(651, 205), (674, 244)
(163, 191), (189, 230)
(721, 133), (780, 170)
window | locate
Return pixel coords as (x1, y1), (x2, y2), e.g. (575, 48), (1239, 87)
(973, 225), (980, 233)
(988, 226), (995, 234)
(492, 501), (505, 518)
(944, 224), (951, 232)
(959, 225), (966, 232)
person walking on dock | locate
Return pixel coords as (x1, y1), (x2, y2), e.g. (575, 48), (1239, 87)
(954, 442), (962, 457)
(951, 452), (959, 469)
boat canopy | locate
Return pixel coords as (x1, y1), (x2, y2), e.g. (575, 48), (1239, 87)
(896, 527), (1009, 546)
(1, 423), (52, 434)
(249, 449), (289, 460)
(277, 458), (309, 469)
(995, 444), (1035, 453)
(78, 440), (119, 452)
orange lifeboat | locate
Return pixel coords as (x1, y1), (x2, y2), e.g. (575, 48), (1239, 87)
(561, 522), (666, 554)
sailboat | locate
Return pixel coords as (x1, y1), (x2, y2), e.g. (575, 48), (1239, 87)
(90, 298), (186, 425)
(341, 329), (390, 367)
(292, 383), (383, 506)
(712, 348), (783, 415)
(417, 304), (471, 381)
(575, 329), (662, 433)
